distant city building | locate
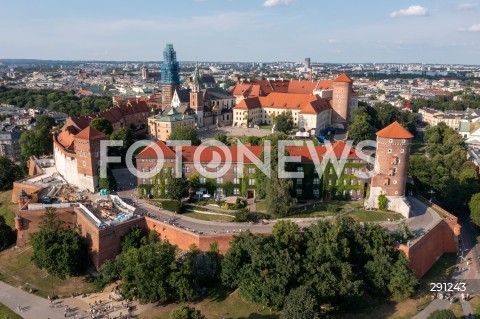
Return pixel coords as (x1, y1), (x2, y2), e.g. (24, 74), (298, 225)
(0, 127), (23, 162)
(148, 108), (195, 141)
(304, 57), (311, 69)
(419, 107), (480, 131)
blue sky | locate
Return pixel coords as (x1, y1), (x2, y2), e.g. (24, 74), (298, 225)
(0, 0), (479, 64)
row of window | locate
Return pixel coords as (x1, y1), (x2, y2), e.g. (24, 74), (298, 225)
(327, 179), (363, 186)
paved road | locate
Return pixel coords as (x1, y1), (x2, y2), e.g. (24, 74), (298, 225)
(0, 280), (67, 319)
(112, 168), (442, 237)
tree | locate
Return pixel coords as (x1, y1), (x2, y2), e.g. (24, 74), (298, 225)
(469, 193), (480, 227)
(170, 305), (205, 319)
(19, 126), (53, 163)
(121, 225), (144, 252)
(169, 126), (200, 146)
(213, 133), (229, 145)
(275, 112), (294, 133)
(166, 178), (190, 201)
(31, 209), (86, 279)
(281, 286), (321, 319)
(388, 253), (418, 300)
(265, 170), (296, 216)
(89, 118), (113, 135)
(348, 118), (376, 144)
(0, 156), (22, 191)
(98, 167), (117, 191)
(109, 127), (134, 159)
(35, 114), (56, 129)
(0, 216), (15, 250)
(378, 194), (387, 210)
(426, 309), (456, 319)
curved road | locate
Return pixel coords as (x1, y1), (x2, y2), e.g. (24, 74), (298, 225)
(113, 168), (441, 236)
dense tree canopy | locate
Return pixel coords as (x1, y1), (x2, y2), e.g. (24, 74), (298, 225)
(0, 216), (15, 250)
(35, 114), (56, 129)
(19, 126), (53, 163)
(169, 126), (201, 146)
(0, 156), (22, 191)
(426, 309), (457, 319)
(281, 286), (321, 319)
(221, 219), (418, 311)
(409, 123), (479, 209)
(90, 118), (113, 135)
(31, 208), (87, 279)
(0, 87), (113, 117)
(166, 178), (190, 201)
(109, 127), (134, 161)
(275, 112), (294, 134)
(94, 230), (221, 304)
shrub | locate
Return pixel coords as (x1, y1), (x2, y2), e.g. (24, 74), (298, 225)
(326, 204), (340, 213)
(234, 210), (250, 222)
(162, 200), (183, 213)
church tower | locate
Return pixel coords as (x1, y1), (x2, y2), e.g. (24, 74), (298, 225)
(190, 64), (204, 128)
(160, 44), (180, 108)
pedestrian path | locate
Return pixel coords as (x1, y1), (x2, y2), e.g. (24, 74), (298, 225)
(0, 280), (67, 318)
(411, 299), (451, 319)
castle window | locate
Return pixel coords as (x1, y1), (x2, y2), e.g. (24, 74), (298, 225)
(343, 179), (347, 185)
(402, 139), (406, 143)
(82, 161), (86, 167)
(233, 178), (240, 184)
(313, 178), (320, 185)
(248, 168), (255, 174)
(297, 178), (303, 185)
(389, 139), (393, 143)
(248, 179), (255, 186)
(401, 149), (405, 153)
(217, 177), (224, 184)
(234, 188), (240, 195)
(200, 177), (206, 184)
(233, 166), (238, 173)
(313, 189), (320, 197)
(328, 180), (332, 186)
(357, 190), (361, 196)
(296, 189), (302, 195)
(350, 179), (354, 185)
(297, 166), (303, 172)
(393, 180), (397, 184)
(149, 179), (153, 184)
(388, 149), (392, 153)
(142, 178), (146, 184)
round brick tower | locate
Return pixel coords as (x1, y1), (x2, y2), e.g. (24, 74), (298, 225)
(371, 121), (413, 197)
(332, 74), (353, 124)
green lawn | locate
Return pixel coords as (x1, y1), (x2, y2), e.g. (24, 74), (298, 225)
(258, 124), (274, 130)
(140, 288), (280, 319)
(349, 210), (404, 222)
(0, 245), (94, 298)
(0, 191), (17, 228)
(0, 303), (21, 319)
(256, 200), (356, 218)
(418, 253), (457, 293)
(182, 212), (234, 222)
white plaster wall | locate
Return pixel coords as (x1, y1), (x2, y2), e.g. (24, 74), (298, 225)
(54, 147), (79, 187)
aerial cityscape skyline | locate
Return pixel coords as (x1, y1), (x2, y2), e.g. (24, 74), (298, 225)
(0, 0), (479, 64)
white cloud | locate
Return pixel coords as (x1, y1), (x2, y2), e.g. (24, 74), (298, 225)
(328, 39), (341, 43)
(390, 5), (430, 18)
(459, 24), (480, 31)
(458, 3), (479, 10)
(263, 0), (293, 7)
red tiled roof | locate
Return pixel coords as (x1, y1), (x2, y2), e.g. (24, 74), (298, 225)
(376, 121), (414, 139)
(136, 141), (359, 163)
(137, 140), (176, 158)
(234, 93), (330, 115)
(74, 126), (107, 140)
(234, 98), (262, 110)
(56, 125), (79, 149)
(334, 73), (353, 83)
